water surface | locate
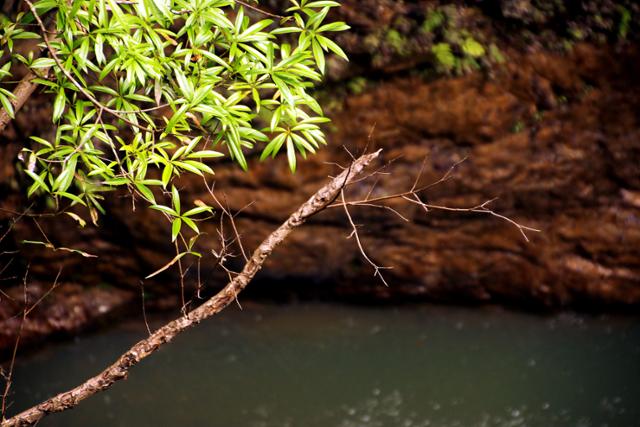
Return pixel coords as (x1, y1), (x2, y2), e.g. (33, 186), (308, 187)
(9, 303), (640, 426)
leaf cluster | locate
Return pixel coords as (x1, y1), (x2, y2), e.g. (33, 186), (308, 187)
(0, 0), (348, 245)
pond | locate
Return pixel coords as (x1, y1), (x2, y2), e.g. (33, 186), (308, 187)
(8, 303), (640, 426)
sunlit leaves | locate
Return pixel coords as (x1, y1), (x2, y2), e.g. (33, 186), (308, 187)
(5, 0), (348, 245)
(261, 106), (328, 172)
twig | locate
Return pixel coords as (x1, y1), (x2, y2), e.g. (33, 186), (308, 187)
(23, 267), (62, 317)
(174, 240), (188, 316)
(235, 0), (285, 19)
(140, 282), (151, 336)
(1, 266), (30, 421)
(202, 178), (250, 262)
(327, 156), (540, 241)
(402, 197), (540, 242)
(340, 190), (391, 286)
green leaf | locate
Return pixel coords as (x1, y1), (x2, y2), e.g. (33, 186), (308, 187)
(165, 104), (189, 133)
(183, 205), (213, 217)
(171, 217), (182, 242)
(135, 182), (156, 203)
(286, 136), (297, 172)
(182, 216), (199, 234)
(311, 39), (325, 74)
(150, 204), (177, 216)
(30, 57), (56, 68)
(0, 93), (15, 119)
(53, 155), (78, 193)
(186, 150), (224, 159)
(162, 163), (174, 188)
(171, 185), (181, 214)
(55, 191), (87, 206)
(25, 169), (50, 194)
(52, 89), (66, 122)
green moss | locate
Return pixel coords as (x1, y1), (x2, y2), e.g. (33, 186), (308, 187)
(462, 37), (486, 57)
(422, 9), (446, 33)
(512, 121), (525, 133)
(618, 6), (631, 39)
(489, 44), (505, 63)
(347, 77), (368, 95)
(363, 33), (382, 51)
(432, 43), (455, 70)
(97, 282), (115, 289)
(385, 29), (408, 55)
(569, 27), (585, 40)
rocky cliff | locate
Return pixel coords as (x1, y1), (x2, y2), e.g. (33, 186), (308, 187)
(1, 0), (640, 351)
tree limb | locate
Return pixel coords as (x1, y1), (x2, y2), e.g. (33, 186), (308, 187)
(0, 13), (57, 134)
(1, 149), (381, 427)
(0, 70), (42, 134)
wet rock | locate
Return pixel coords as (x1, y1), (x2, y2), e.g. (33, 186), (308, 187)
(0, 283), (134, 357)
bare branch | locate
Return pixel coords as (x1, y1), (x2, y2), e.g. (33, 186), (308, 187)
(235, 0), (286, 19)
(140, 282), (151, 336)
(23, 267), (62, 318)
(1, 266), (30, 421)
(340, 190), (391, 286)
(1, 150), (382, 427)
(327, 156), (540, 241)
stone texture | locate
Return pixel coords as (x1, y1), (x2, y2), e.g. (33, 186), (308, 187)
(1, 2), (640, 351)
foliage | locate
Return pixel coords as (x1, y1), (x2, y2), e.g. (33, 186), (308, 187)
(496, 0), (639, 45)
(0, 0), (348, 246)
(618, 6), (631, 39)
(421, 6), (496, 74)
(384, 29), (407, 56)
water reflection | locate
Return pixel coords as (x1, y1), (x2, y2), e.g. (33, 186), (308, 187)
(8, 304), (640, 426)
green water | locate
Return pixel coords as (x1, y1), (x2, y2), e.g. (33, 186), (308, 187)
(8, 303), (640, 426)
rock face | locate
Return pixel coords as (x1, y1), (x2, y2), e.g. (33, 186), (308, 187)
(195, 44), (640, 309)
(6, 44), (640, 306)
(0, 284), (132, 356)
(1, 1), (640, 351)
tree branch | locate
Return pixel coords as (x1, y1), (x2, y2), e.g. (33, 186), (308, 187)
(0, 71), (42, 134)
(1, 150), (381, 427)
(0, 13), (57, 134)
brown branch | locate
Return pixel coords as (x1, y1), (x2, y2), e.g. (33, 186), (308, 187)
(340, 189), (391, 286)
(1, 150), (381, 427)
(0, 71), (42, 134)
(0, 12), (58, 134)
(1, 266), (30, 421)
(327, 156), (540, 241)
(235, 0), (286, 20)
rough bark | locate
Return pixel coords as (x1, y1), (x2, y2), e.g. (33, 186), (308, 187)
(1, 151), (380, 427)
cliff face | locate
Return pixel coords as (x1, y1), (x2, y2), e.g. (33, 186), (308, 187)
(1, 1), (640, 350)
